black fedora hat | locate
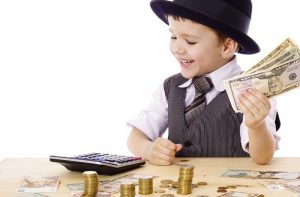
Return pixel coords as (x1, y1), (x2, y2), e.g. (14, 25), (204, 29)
(150, 0), (260, 54)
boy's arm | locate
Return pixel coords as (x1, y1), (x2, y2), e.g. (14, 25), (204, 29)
(239, 88), (276, 165)
(127, 127), (182, 166)
(247, 122), (276, 164)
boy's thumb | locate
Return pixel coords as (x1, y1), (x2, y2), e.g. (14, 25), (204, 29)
(175, 144), (183, 152)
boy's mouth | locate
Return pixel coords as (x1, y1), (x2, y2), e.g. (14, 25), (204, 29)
(180, 59), (194, 67)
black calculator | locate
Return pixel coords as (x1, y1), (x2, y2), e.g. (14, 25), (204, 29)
(49, 153), (146, 175)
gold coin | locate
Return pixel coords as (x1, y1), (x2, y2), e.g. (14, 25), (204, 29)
(159, 184), (170, 188)
(171, 182), (178, 188)
(160, 179), (174, 184)
(82, 171), (99, 196)
(197, 181), (208, 186)
(154, 189), (165, 193)
(161, 194), (175, 197)
(217, 189), (227, 193)
(180, 159), (189, 162)
(236, 184), (249, 187)
(226, 185), (237, 189)
(179, 164), (194, 170)
(192, 183), (198, 188)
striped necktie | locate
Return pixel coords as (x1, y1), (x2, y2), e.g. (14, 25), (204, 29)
(184, 76), (213, 125)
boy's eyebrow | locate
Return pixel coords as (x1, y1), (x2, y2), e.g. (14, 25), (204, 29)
(169, 28), (200, 39)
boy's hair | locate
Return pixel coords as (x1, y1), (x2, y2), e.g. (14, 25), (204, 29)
(169, 15), (227, 44)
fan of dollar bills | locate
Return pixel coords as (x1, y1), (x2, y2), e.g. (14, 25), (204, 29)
(224, 38), (300, 113)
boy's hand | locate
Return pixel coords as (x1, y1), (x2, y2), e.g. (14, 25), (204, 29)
(238, 88), (271, 129)
(145, 137), (182, 166)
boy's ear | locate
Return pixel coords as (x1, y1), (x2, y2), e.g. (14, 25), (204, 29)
(221, 38), (239, 58)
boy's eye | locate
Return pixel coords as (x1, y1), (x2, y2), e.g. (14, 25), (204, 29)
(187, 40), (196, 45)
(171, 36), (177, 40)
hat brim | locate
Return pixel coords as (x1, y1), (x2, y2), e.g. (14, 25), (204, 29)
(150, 0), (260, 54)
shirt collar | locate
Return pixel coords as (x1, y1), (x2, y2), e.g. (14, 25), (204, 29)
(178, 56), (242, 91)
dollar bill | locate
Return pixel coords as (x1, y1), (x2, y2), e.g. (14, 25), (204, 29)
(259, 180), (300, 193)
(16, 194), (50, 197)
(16, 175), (60, 193)
(224, 57), (300, 112)
(217, 191), (263, 197)
(246, 46), (300, 74)
(241, 38), (297, 76)
(278, 180), (300, 193)
(222, 169), (300, 180)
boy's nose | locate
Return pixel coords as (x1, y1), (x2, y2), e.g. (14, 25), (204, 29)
(170, 40), (185, 55)
(171, 42), (185, 55)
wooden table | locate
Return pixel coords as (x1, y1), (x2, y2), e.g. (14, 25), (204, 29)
(1, 157), (299, 196)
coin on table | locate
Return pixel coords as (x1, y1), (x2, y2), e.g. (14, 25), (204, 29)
(217, 189), (227, 193)
(167, 187), (177, 191)
(160, 179), (174, 184)
(171, 182), (178, 188)
(192, 183), (198, 188)
(180, 159), (189, 162)
(159, 184), (170, 188)
(236, 184), (249, 187)
(161, 194), (175, 197)
(226, 185), (237, 189)
(197, 182), (207, 186)
(154, 189), (165, 193)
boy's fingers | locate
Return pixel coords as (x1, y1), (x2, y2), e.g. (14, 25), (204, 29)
(158, 145), (176, 157)
(248, 89), (269, 104)
(160, 138), (177, 151)
(175, 144), (183, 152)
(157, 152), (175, 163)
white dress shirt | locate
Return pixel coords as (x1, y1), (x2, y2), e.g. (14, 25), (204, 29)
(128, 57), (280, 152)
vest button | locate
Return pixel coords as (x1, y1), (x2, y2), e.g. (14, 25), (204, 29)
(184, 141), (193, 147)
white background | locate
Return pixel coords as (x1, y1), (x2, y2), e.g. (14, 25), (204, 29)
(0, 0), (300, 161)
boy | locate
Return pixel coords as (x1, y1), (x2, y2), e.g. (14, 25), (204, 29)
(127, 0), (280, 165)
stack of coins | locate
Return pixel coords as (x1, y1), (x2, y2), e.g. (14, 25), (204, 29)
(138, 176), (153, 195)
(177, 164), (194, 195)
(82, 171), (99, 197)
(120, 183), (135, 197)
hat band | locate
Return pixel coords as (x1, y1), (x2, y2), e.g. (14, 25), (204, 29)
(174, 0), (250, 33)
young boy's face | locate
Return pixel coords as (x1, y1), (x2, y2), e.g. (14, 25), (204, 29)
(168, 16), (229, 79)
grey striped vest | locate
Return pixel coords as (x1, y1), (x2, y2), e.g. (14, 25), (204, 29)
(164, 73), (249, 157)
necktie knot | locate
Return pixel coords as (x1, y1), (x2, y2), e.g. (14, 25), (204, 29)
(193, 76), (213, 95)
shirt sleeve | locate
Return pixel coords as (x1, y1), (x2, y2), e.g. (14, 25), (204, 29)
(127, 84), (168, 141)
(240, 97), (281, 152)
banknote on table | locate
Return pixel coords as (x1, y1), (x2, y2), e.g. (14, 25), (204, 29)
(222, 169), (300, 180)
(217, 191), (264, 197)
(257, 181), (285, 191)
(221, 169), (261, 179)
(16, 175), (60, 193)
(259, 180), (300, 194)
(278, 180), (300, 194)
(71, 191), (112, 197)
(15, 193), (50, 197)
